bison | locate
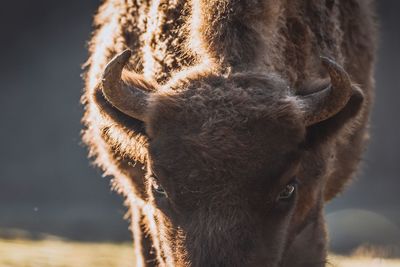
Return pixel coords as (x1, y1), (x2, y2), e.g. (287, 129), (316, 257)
(82, 0), (377, 266)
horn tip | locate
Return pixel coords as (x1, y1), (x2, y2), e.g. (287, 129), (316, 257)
(320, 56), (346, 72)
(119, 49), (132, 62)
(103, 49), (132, 79)
(320, 56), (337, 68)
(111, 49), (132, 66)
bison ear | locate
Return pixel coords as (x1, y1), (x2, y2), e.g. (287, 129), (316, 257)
(297, 58), (365, 145)
(101, 50), (157, 123)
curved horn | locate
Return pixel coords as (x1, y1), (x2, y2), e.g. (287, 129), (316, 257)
(102, 49), (149, 122)
(300, 57), (354, 126)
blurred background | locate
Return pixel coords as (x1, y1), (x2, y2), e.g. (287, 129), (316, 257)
(0, 0), (398, 256)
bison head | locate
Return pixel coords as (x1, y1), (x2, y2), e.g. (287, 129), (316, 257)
(98, 50), (364, 267)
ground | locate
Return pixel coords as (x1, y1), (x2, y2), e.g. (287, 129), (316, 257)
(0, 238), (399, 267)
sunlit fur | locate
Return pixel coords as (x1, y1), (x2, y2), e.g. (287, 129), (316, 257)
(82, 1), (377, 266)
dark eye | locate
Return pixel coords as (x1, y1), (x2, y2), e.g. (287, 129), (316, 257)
(277, 179), (298, 201)
(151, 177), (168, 197)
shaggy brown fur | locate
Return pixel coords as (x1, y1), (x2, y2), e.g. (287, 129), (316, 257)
(82, 1), (377, 266)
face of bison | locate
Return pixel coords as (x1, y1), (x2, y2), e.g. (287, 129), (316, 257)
(146, 74), (305, 266)
(98, 50), (363, 267)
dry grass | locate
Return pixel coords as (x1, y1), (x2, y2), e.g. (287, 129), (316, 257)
(0, 238), (399, 267)
(0, 238), (134, 267)
(329, 255), (400, 267)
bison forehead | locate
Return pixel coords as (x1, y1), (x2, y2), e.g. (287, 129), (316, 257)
(151, 115), (303, 176)
(147, 74), (306, 186)
(147, 72), (304, 137)
(148, 113), (304, 210)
